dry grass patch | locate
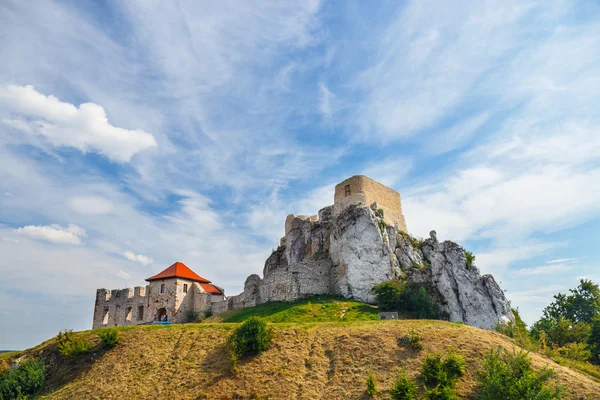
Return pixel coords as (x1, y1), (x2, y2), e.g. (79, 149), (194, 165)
(10, 320), (600, 399)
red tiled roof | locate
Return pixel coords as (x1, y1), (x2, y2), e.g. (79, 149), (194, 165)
(145, 262), (211, 283)
(200, 283), (224, 295)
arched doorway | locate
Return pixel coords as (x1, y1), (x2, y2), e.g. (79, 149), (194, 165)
(156, 308), (168, 322)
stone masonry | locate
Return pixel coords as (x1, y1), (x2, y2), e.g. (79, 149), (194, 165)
(92, 262), (224, 329)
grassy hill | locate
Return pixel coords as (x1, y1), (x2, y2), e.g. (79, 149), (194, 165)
(3, 298), (600, 399)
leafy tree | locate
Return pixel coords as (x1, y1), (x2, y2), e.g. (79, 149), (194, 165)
(589, 316), (600, 364)
(531, 317), (591, 348)
(371, 280), (404, 310)
(540, 280), (600, 324)
(371, 280), (439, 319)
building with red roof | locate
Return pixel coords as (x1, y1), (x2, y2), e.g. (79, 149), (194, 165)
(93, 262), (225, 329)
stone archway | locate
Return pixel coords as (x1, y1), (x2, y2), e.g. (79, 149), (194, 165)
(156, 308), (168, 322)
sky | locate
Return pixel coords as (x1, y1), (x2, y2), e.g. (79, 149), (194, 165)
(1, 0), (599, 350)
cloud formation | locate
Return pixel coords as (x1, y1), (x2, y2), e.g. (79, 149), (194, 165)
(14, 223), (86, 245)
(123, 251), (153, 266)
(0, 85), (157, 162)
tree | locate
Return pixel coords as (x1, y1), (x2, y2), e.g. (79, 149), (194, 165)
(541, 280), (600, 324)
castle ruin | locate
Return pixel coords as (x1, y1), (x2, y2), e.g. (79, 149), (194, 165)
(92, 262), (224, 329)
(93, 175), (409, 327)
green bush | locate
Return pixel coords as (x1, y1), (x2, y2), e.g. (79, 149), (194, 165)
(407, 329), (424, 351)
(228, 317), (273, 371)
(0, 358), (45, 399)
(476, 347), (565, 400)
(555, 342), (591, 362)
(56, 329), (92, 358)
(409, 287), (438, 319)
(389, 370), (418, 400)
(371, 280), (439, 319)
(464, 250), (475, 268)
(371, 280), (404, 310)
(97, 328), (119, 348)
(494, 308), (536, 351)
(365, 371), (377, 397)
(424, 384), (460, 400)
(421, 350), (465, 388)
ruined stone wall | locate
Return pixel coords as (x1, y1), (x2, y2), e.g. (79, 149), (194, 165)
(93, 286), (148, 329)
(92, 278), (218, 329)
(333, 175), (407, 232)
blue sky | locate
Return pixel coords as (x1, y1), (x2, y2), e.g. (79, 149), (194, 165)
(1, 0), (600, 350)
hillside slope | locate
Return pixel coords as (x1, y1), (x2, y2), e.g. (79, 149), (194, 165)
(10, 320), (600, 399)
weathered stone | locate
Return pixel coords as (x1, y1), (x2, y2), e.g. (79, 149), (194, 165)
(217, 201), (513, 331)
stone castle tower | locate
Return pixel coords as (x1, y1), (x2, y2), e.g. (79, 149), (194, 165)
(283, 175), (407, 241)
(333, 175), (407, 232)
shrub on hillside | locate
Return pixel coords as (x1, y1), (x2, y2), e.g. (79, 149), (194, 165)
(228, 317), (273, 371)
(98, 328), (119, 348)
(424, 384), (460, 400)
(476, 347), (565, 400)
(56, 329), (92, 358)
(389, 370), (418, 400)
(421, 350), (465, 388)
(365, 371), (377, 397)
(0, 358), (45, 399)
(494, 308), (536, 351)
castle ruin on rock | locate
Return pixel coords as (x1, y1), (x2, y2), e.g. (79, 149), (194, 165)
(92, 262), (224, 329)
(93, 175), (515, 330)
(210, 174), (514, 330)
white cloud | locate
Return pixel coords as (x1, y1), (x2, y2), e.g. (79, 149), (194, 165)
(123, 251), (153, 266)
(514, 262), (576, 277)
(68, 196), (114, 215)
(14, 223), (86, 245)
(0, 85), (157, 162)
(318, 82), (334, 123)
(117, 270), (131, 279)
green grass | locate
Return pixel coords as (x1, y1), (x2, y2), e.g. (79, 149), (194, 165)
(549, 354), (600, 382)
(221, 296), (379, 323)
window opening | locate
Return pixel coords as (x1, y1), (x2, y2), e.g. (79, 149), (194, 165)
(183, 284), (188, 293)
(137, 306), (144, 321)
(160, 284), (166, 294)
(345, 184), (351, 196)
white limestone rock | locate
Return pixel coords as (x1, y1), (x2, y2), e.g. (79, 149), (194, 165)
(329, 204), (400, 303)
(216, 204), (514, 331)
(406, 230), (515, 330)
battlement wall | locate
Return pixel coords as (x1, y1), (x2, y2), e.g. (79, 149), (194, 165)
(93, 286), (149, 329)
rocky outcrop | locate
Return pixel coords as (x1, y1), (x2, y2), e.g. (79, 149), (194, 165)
(213, 203), (514, 330)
